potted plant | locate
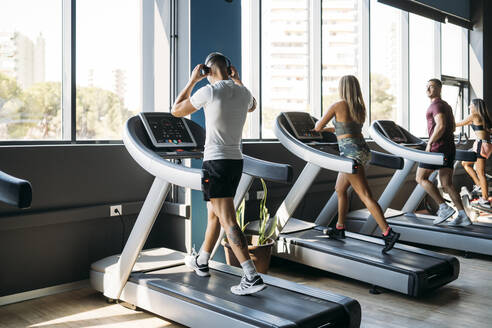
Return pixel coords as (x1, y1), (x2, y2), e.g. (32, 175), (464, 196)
(222, 178), (277, 273)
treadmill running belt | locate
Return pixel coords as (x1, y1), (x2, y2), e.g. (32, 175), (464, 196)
(280, 229), (452, 273)
(130, 265), (350, 328)
(389, 214), (492, 239)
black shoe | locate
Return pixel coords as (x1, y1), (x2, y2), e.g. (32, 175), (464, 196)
(382, 228), (400, 254)
(327, 227), (346, 240)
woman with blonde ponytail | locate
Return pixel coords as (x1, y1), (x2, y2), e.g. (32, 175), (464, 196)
(456, 98), (492, 208)
(314, 75), (400, 254)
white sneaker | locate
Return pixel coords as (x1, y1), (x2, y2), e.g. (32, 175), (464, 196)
(434, 205), (455, 225)
(447, 213), (472, 226)
(478, 197), (491, 208)
(230, 275), (267, 295)
(184, 252), (210, 277)
(472, 185), (482, 193)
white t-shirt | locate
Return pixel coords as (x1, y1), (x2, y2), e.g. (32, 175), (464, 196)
(190, 79), (253, 161)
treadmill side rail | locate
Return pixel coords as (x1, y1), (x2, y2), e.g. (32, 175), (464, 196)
(274, 162), (321, 238)
(104, 178), (171, 299)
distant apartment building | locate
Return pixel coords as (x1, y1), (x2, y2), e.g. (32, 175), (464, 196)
(262, 0), (360, 112)
(0, 31), (46, 89)
(113, 69), (127, 106)
(322, 0), (360, 99)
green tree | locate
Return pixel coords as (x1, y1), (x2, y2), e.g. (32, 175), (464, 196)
(0, 72), (22, 103)
(1, 74), (133, 139)
(20, 82), (61, 138)
(370, 73), (395, 121)
(76, 87), (127, 139)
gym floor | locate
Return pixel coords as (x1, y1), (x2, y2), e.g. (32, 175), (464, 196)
(1, 247), (490, 328)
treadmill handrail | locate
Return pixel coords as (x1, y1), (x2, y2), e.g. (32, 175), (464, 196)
(370, 121), (445, 165)
(455, 149), (476, 162)
(369, 150), (404, 170)
(0, 170), (32, 209)
(123, 117), (202, 190)
(124, 117), (293, 189)
(243, 156), (293, 184)
(274, 114), (357, 174)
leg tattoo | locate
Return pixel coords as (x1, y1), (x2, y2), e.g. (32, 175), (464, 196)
(227, 225), (248, 249)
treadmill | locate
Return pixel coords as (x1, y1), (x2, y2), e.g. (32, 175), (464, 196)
(90, 113), (361, 328)
(271, 112), (459, 297)
(0, 170), (32, 208)
(347, 119), (492, 256)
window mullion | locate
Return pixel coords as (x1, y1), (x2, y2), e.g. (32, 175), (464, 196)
(242, 0), (260, 139)
(435, 21), (441, 78)
(141, 0), (155, 112)
(361, 0), (370, 126)
(309, 0), (322, 119)
(400, 11), (409, 130)
(62, 0), (75, 141)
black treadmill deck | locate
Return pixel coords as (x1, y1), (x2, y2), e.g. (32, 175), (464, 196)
(278, 228), (459, 296)
(129, 264), (353, 328)
(388, 213), (492, 239)
(280, 229), (454, 274)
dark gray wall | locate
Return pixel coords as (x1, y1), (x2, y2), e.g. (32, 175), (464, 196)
(415, 0), (471, 20)
(481, 0), (492, 107)
(0, 145), (187, 297)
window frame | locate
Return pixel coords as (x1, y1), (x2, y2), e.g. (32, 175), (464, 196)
(0, 0), (176, 145)
(241, 0), (470, 140)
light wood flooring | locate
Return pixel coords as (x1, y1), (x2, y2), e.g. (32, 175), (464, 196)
(1, 247), (491, 328)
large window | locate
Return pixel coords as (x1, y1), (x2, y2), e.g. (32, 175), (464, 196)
(241, 1), (472, 140)
(409, 14), (438, 138)
(0, 0), (173, 143)
(261, 0), (310, 138)
(77, 0), (140, 140)
(441, 23), (468, 79)
(321, 0), (362, 114)
(0, 0), (62, 140)
(370, 0), (402, 123)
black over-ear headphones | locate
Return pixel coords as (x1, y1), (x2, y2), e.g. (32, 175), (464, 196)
(201, 52), (232, 76)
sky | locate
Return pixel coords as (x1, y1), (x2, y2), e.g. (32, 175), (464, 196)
(0, 0), (140, 110)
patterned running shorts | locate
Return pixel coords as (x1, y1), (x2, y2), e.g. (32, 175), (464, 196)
(338, 137), (371, 166)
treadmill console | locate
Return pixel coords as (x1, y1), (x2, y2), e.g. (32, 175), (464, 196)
(139, 112), (202, 159)
(139, 112), (197, 148)
(375, 120), (408, 144)
(282, 112), (323, 141)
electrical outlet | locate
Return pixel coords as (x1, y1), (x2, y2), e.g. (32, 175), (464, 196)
(256, 190), (265, 200)
(110, 205), (122, 216)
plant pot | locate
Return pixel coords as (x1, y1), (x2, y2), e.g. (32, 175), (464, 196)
(221, 235), (274, 274)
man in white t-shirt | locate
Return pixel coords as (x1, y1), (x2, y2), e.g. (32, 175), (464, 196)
(171, 52), (263, 295)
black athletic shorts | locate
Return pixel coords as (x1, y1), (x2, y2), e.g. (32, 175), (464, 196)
(418, 151), (455, 170)
(202, 159), (243, 201)
(474, 140), (486, 159)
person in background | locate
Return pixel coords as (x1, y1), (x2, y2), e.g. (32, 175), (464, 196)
(416, 78), (472, 226)
(456, 98), (492, 208)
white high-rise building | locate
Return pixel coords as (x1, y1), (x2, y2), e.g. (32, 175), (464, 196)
(322, 0), (360, 100)
(113, 68), (127, 106)
(260, 0), (361, 136)
(0, 31), (46, 89)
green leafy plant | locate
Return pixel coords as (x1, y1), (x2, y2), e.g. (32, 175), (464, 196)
(257, 178), (277, 245)
(236, 198), (249, 232)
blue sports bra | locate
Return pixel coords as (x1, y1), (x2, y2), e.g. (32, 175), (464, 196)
(333, 118), (363, 136)
(472, 124), (484, 131)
